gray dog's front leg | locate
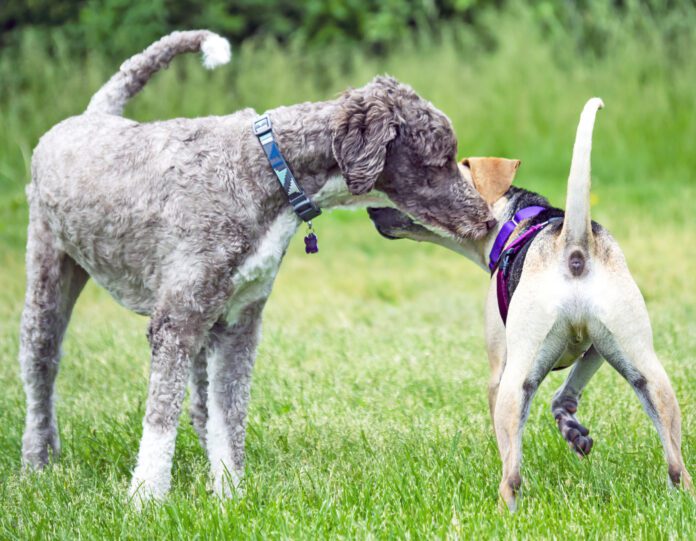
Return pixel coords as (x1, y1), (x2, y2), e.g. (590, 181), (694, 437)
(189, 348), (209, 448)
(551, 346), (604, 457)
(129, 308), (208, 505)
(205, 300), (266, 499)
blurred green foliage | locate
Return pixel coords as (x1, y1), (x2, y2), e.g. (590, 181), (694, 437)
(1, 0), (694, 224)
(3, 0), (694, 58)
(2, 0), (486, 55)
(2, 1), (695, 214)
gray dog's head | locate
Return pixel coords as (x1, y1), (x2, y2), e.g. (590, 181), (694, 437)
(331, 76), (495, 240)
(367, 157), (522, 263)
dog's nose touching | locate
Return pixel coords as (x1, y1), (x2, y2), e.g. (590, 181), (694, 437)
(486, 218), (497, 230)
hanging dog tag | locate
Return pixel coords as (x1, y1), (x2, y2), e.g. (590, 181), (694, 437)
(304, 222), (318, 254)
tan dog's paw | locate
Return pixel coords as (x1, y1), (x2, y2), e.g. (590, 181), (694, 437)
(552, 397), (593, 457)
(498, 474), (521, 513)
(668, 466), (694, 493)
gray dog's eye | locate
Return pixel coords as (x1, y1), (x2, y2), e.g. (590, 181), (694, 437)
(426, 174), (441, 188)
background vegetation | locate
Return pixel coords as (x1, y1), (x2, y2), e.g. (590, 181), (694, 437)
(1, 1), (695, 538)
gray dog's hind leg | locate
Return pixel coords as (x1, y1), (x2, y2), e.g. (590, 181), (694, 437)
(20, 218), (88, 468)
(205, 300), (266, 498)
(189, 348), (209, 448)
(551, 346), (604, 457)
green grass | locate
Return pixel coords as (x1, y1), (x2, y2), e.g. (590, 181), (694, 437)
(1, 4), (696, 539)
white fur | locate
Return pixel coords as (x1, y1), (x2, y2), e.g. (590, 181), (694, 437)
(562, 97), (604, 246)
(201, 35), (232, 69)
(205, 349), (243, 498)
(226, 210), (300, 322)
(129, 422), (178, 504)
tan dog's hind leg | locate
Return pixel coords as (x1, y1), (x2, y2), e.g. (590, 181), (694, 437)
(589, 268), (693, 491)
(492, 291), (569, 511)
(551, 346), (603, 457)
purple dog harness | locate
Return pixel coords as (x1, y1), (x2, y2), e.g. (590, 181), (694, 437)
(489, 206), (553, 323)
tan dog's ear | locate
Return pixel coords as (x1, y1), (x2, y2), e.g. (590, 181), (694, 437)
(461, 157), (521, 204)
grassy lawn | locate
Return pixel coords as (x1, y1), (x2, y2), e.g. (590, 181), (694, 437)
(2, 185), (695, 539)
(1, 6), (696, 539)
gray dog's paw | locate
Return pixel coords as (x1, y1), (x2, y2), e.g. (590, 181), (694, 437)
(552, 398), (593, 457)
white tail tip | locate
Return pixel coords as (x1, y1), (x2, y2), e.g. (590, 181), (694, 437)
(201, 35), (232, 69)
(585, 97), (605, 112)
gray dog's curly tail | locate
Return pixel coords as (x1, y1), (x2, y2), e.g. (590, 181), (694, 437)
(86, 30), (231, 116)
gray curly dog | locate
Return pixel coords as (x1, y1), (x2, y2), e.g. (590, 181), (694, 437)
(20, 29), (495, 504)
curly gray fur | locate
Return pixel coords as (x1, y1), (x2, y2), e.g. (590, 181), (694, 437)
(21, 30), (494, 503)
(87, 30), (227, 115)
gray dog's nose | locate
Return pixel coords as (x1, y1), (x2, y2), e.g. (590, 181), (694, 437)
(486, 219), (497, 230)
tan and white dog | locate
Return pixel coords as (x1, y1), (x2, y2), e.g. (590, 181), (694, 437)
(367, 98), (693, 511)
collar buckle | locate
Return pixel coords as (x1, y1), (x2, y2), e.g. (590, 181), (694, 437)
(253, 115), (272, 136)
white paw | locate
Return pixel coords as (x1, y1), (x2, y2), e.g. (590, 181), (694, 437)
(128, 472), (170, 508)
(129, 424), (176, 507)
(211, 468), (243, 500)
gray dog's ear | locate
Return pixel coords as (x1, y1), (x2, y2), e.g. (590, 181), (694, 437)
(331, 86), (397, 195)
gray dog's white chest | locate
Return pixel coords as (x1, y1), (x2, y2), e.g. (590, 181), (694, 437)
(225, 210), (300, 323)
